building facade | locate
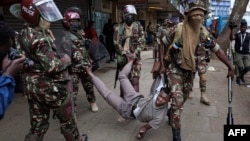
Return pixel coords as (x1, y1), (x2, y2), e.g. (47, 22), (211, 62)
(0, 0), (89, 44)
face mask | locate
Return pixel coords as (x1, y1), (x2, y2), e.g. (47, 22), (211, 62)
(124, 14), (135, 26)
(70, 20), (81, 30)
(189, 17), (203, 25)
(188, 10), (204, 26)
(38, 17), (51, 29)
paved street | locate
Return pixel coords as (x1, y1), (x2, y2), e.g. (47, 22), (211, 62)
(0, 50), (250, 141)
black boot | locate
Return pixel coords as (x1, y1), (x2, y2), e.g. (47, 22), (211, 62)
(240, 68), (249, 83)
(172, 128), (181, 141)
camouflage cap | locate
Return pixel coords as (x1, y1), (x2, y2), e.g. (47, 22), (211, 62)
(184, 0), (207, 15)
(9, 3), (22, 20)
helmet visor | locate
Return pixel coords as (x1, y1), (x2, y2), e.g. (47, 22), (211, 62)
(34, 0), (63, 22)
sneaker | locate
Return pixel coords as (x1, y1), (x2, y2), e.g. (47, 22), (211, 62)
(236, 78), (241, 86)
(90, 103), (99, 112)
(240, 76), (245, 83)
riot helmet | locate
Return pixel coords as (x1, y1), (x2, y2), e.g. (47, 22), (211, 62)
(122, 5), (137, 26)
(21, 0), (63, 25)
(62, 7), (82, 30)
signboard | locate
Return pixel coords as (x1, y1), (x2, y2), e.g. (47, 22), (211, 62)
(95, 0), (112, 13)
(118, 0), (147, 8)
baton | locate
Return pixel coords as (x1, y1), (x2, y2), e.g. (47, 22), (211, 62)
(226, 40), (234, 125)
(227, 76), (234, 125)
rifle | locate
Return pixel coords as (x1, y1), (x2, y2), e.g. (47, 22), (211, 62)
(114, 66), (119, 88)
(114, 37), (127, 88)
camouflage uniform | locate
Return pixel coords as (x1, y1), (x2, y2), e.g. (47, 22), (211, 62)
(17, 26), (81, 140)
(163, 23), (219, 129)
(60, 29), (96, 113)
(113, 22), (145, 87)
(157, 24), (176, 48)
(194, 42), (210, 94)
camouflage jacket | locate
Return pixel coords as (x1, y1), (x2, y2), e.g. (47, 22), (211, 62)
(59, 29), (91, 73)
(157, 25), (176, 46)
(113, 22), (145, 59)
(164, 22), (219, 72)
(17, 26), (70, 82)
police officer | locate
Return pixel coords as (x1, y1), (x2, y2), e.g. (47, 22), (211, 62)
(160, 1), (234, 141)
(10, 0), (87, 140)
(113, 4), (145, 93)
(61, 7), (98, 113)
(157, 19), (175, 73)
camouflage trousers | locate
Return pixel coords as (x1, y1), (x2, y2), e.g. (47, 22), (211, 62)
(194, 72), (206, 92)
(72, 71), (95, 113)
(128, 60), (142, 80)
(166, 63), (194, 129)
(195, 60), (208, 92)
(24, 81), (81, 141)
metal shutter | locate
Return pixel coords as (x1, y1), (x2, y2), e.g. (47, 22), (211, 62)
(1, 0), (88, 41)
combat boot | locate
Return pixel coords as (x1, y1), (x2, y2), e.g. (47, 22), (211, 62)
(200, 92), (210, 106)
(172, 128), (181, 141)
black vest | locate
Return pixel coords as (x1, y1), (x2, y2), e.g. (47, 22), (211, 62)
(235, 32), (250, 54)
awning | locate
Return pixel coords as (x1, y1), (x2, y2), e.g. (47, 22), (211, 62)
(148, 0), (183, 18)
